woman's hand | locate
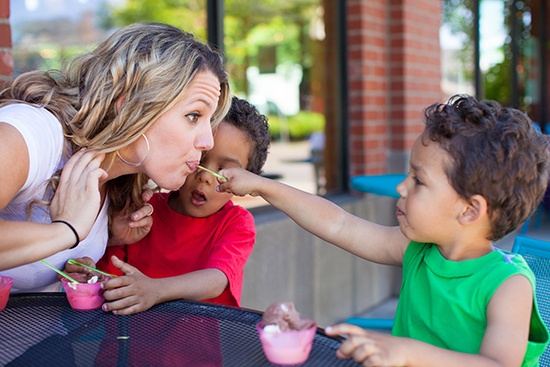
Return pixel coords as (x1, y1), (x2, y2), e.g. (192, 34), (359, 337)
(109, 189), (154, 246)
(101, 255), (161, 315)
(50, 149), (107, 243)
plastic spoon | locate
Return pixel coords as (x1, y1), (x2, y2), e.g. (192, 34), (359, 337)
(197, 165), (228, 180)
(39, 259), (80, 283)
(67, 259), (117, 278)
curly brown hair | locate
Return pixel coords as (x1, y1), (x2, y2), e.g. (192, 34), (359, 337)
(222, 96), (270, 175)
(423, 94), (550, 241)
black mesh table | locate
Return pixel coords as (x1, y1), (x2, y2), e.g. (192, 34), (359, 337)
(0, 293), (360, 366)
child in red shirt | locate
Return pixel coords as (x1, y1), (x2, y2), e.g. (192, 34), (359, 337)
(95, 96), (270, 314)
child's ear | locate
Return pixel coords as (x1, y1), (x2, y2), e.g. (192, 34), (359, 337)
(458, 194), (488, 224)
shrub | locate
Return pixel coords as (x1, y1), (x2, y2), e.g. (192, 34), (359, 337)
(268, 110), (325, 140)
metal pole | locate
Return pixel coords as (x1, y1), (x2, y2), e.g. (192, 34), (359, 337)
(207, 0), (224, 56)
(511, 0), (519, 108)
(540, 0), (547, 132)
(474, 0), (481, 100)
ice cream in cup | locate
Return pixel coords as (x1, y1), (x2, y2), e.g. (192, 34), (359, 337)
(61, 274), (108, 311)
(0, 276), (13, 311)
(256, 302), (317, 365)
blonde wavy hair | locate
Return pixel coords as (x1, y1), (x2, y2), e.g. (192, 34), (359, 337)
(0, 22), (231, 217)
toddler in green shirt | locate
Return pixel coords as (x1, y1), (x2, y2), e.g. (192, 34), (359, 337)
(216, 95), (549, 366)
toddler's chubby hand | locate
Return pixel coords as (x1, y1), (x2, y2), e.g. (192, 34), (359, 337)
(325, 323), (408, 367)
(216, 167), (264, 197)
(100, 255), (159, 315)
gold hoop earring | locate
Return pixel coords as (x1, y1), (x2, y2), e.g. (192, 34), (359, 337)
(116, 134), (150, 167)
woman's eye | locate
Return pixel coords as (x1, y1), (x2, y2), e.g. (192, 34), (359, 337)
(413, 176), (423, 185)
(186, 113), (201, 123)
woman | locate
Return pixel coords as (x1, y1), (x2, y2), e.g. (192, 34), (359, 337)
(0, 22), (231, 292)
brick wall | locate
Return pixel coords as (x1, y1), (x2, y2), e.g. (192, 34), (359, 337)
(347, 0), (442, 176)
(0, 0), (11, 85)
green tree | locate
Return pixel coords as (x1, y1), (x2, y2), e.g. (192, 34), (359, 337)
(105, 0), (319, 97)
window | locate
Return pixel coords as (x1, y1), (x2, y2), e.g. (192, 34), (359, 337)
(441, 0), (548, 130)
(11, 0), (348, 209)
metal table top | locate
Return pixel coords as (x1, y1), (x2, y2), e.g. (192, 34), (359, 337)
(0, 293), (359, 367)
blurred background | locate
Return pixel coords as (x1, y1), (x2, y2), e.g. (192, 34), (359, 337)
(8, 0), (549, 208)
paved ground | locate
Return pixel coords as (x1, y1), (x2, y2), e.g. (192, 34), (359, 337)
(231, 140), (318, 209)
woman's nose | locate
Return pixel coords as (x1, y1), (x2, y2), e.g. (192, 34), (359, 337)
(196, 124), (214, 151)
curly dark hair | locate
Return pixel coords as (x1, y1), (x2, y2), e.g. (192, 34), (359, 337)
(223, 96), (270, 175)
(423, 94), (550, 241)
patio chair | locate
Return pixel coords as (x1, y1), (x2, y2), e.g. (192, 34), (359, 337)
(520, 186), (550, 234)
(512, 236), (550, 365)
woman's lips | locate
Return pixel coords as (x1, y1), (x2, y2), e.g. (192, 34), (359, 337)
(186, 161), (200, 172)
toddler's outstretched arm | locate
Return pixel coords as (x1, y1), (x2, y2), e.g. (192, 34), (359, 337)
(217, 167), (408, 265)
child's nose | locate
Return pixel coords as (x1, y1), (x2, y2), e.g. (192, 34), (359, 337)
(396, 177), (407, 197)
(197, 168), (213, 183)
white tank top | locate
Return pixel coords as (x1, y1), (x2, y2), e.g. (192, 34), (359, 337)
(0, 104), (108, 292)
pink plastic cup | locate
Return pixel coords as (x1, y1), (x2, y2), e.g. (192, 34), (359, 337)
(256, 322), (317, 365)
(0, 276), (13, 311)
(61, 278), (107, 311)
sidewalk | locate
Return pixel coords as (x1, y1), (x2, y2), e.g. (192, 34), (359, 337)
(232, 140), (317, 209)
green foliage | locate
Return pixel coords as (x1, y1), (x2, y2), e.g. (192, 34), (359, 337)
(106, 0), (207, 40)
(106, 0), (320, 97)
(246, 19), (301, 66)
(268, 110), (324, 141)
(483, 57), (511, 106)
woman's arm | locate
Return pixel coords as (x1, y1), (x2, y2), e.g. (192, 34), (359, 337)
(0, 123), (107, 270)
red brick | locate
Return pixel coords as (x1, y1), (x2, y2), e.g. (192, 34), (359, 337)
(0, 0), (9, 18)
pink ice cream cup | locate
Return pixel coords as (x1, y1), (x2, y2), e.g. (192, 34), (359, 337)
(0, 276), (13, 311)
(61, 278), (107, 311)
(256, 322), (317, 365)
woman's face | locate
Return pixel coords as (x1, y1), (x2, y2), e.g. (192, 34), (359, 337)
(142, 71), (222, 190)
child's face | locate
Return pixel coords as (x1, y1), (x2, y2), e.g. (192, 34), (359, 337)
(174, 121), (252, 218)
(395, 136), (468, 244)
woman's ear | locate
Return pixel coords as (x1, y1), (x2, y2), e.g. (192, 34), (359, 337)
(458, 194), (488, 225)
(116, 95), (126, 113)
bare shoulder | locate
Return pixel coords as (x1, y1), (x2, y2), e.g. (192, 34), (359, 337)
(0, 122), (29, 209)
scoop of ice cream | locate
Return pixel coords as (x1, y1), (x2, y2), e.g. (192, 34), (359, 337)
(261, 302), (315, 332)
(69, 272), (106, 284)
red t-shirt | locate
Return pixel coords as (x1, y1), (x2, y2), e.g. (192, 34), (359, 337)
(97, 192), (255, 306)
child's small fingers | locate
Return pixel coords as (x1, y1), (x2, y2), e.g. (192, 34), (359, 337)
(326, 323), (367, 337)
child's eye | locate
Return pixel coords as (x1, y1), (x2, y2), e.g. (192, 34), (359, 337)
(412, 176), (423, 185)
(186, 112), (201, 123)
